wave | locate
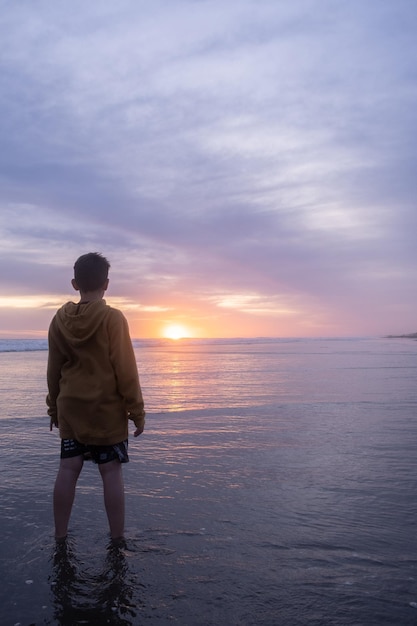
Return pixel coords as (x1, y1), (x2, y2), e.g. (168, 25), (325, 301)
(0, 336), (370, 353)
(0, 339), (49, 353)
(1, 337), (284, 353)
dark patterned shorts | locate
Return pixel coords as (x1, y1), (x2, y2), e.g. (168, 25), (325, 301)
(61, 438), (129, 464)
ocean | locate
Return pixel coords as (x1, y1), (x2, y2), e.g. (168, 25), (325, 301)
(0, 336), (417, 625)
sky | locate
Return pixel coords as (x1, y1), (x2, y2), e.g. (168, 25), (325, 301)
(1, 0), (416, 339)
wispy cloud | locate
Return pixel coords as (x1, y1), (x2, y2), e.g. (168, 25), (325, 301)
(0, 0), (416, 336)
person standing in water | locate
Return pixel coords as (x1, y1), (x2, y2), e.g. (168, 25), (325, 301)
(47, 252), (145, 543)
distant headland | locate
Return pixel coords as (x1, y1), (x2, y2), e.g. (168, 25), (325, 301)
(385, 332), (417, 339)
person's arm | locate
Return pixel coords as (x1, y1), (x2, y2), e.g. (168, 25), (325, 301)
(108, 310), (146, 435)
(46, 320), (66, 430)
(133, 423), (145, 437)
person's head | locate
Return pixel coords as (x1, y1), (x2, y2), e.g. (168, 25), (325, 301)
(72, 252), (110, 294)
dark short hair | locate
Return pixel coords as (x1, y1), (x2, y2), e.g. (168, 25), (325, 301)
(73, 253), (110, 292)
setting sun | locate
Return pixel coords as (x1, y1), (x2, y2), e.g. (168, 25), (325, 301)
(162, 324), (190, 340)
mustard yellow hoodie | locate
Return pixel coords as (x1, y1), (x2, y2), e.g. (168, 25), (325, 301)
(46, 299), (145, 445)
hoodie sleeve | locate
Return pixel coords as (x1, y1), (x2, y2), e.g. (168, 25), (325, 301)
(107, 309), (145, 428)
(46, 317), (67, 423)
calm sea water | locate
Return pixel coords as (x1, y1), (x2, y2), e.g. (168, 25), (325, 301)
(0, 337), (417, 625)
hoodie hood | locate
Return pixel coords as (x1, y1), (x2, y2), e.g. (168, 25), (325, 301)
(54, 299), (111, 346)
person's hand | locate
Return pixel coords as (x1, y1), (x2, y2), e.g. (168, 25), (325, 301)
(133, 425), (144, 437)
(50, 417), (58, 431)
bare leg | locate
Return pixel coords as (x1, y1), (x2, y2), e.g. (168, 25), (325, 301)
(53, 455), (84, 539)
(99, 460), (125, 539)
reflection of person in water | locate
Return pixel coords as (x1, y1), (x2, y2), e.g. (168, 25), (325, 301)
(50, 540), (139, 625)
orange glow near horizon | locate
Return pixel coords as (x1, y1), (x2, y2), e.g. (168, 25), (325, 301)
(0, 295), (360, 339)
(161, 323), (192, 340)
